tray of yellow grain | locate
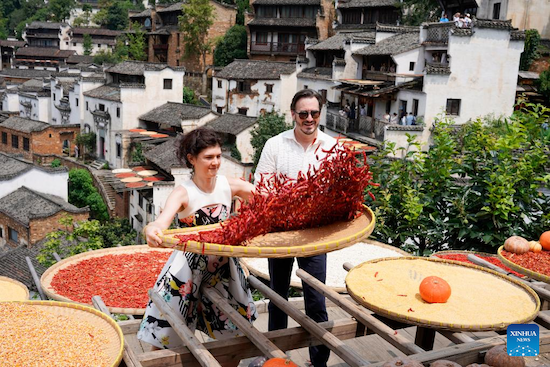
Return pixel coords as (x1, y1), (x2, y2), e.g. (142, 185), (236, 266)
(0, 301), (123, 367)
(346, 257), (540, 331)
(159, 206), (375, 258)
(0, 276), (29, 301)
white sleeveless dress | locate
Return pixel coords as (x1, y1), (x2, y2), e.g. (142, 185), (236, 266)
(137, 175), (257, 349)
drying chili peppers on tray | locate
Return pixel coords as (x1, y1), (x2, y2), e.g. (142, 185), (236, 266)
(434, 253), (524, 278)
(500, 249), (550, 276)
(174, 145), (377, 247)
(50, 252), (172, 309)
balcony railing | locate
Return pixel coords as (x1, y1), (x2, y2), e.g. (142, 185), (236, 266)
(423, 22), (454, 44)
(361, 71), (396, 82)
(250, 41), (305, 55)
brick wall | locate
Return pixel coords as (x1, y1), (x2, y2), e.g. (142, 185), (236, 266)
(318, 0), (336, 40)
(32, 126), (80, 156)
(113, 190), (130, 218)
(0, 127), (33, 160)
(29, 210), (89, 245)
(0, 212), (29, 248)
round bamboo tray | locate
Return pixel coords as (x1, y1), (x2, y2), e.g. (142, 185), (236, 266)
(346, 257), (540, 331)
(0, 276), (29, 301)
(159, 206), (375, 258)
(432, 249), (527, 278)
(41, 246), (174, 314)
(1, 300), (123, 367)
(242, 240), (408, 293)
(497, 246), (550, 283)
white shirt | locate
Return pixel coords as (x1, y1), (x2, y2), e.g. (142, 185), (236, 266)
(254, 128), (338, 183)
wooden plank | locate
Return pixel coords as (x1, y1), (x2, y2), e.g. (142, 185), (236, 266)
(119, 319), (142, 334)
(248, 275), (370, 366)
(138, 318), (359, 367)
(125, 333), (146, 355)
(25, 256), (46, 300)
(202, 287), (287, 359)
(439, 330), (475, 344)
(123, 340), (143, 367)
(148, 289), (222, 367)
(92, 296), (114, 319)
(296, 268), (425, 355)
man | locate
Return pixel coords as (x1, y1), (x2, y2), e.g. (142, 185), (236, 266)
(406, 112), (416, 125)
(254, 89), (336, 367)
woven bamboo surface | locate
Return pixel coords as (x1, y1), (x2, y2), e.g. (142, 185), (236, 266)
(346, 257), (540, 331)
(3, 300), (123, 367)
(431, 250), (497, 258)
(41, 246), (173, 314)
(242, 240), (408, 293)
(159, 206), (375, 258)
(0, 276), (29, 301)
(497, 246), (550, 283)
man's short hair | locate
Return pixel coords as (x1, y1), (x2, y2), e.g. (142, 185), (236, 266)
(290, 89), (324, 111)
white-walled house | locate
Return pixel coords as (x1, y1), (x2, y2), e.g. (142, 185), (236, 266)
(138, 102), (218, 134)
(18, 79), (52, 123)
(205, 113), (257, 164)
(60, 28), (122, 55)
(212, 60), (297, 123)
(82, 61), (184, 168)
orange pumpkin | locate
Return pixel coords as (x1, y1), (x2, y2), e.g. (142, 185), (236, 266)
(504, 236), (530, 254)
(540, 231), (550, 251)
(419, 276), (451, 303)
(263, 358), (298, 367)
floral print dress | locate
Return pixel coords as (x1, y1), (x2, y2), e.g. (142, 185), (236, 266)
(137, 176), (257, 349)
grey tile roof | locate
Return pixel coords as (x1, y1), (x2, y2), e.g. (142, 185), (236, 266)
(157, 2), (185, 12)
(16, 47), (76, 58)
(0, 40), (26, 47)
(474, 19), (514, 30)
(205, 113), (257, 135)
(139, 102), (212, 127)
(72, 37), (117, 45)
(337, 0), (397, 8)
(451, 27), (473, 37)
(130, 8), (152, 18)
(215, 59), (295, 80)
(0, 69), (54, 79)
(0, 186), (88, 227)
(66, 54), (94, 64)
(253, 0), (319, 4)
(0, 241), (48, 293)
(0, 153), (66, 181)
(510, 30), (525, 40)
(71, 27), (122, 37)
(335, 23), (374, 30)
(298, 67), (332, 80)
(27, 21), (66, 29)
(83, 85), (121, 102)
(307, 31), (375, 50)
(376, 23), (419, 33)
(248, 17), (316, 27)
(106, 61), (174, 76)
(353, 32), (420, 56)
(143, 138), (182, 173)
(19, 78), (47, 93)
(425, 63), (451, 75)
(0, 116), (50, 133)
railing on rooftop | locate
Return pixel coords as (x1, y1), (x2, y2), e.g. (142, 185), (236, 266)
(250, 41), (305, 55)
(423, 22), (454, 44)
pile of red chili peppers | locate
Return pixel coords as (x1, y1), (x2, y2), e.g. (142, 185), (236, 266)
(500, 250), (550, 276)
(51, 252), (172, 308)
(175, 145), (377, 247)
(434, 253), (524, 278)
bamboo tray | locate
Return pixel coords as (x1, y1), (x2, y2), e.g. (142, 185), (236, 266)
(0, 300), (123, 367)
(346, 257), (540, 331)
(497, 246), (550, 283)
(0, 276), (29, 301)
(431, 250), (527, 278)
(159, 206), (375, 258)
(242, 240), (408, 293)
(41, 246), (174, 314)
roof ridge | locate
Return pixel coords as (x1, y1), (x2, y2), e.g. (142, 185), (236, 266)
(20, 186), (84, 214)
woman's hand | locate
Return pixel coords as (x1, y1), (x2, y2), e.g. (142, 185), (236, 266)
(144, 223), (164, 247)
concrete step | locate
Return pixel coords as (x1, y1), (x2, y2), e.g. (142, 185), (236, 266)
(89, 160), (105, 170)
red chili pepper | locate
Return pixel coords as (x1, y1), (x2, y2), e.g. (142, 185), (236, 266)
(397, 294), (407, 297)
(374, 271), (378, 277)
(377, 279), (383, 281)
(408, 308), (415, 312)
(394, 331), (398, 335)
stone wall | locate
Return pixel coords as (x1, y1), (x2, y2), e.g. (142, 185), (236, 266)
(29, 210), (89, 245)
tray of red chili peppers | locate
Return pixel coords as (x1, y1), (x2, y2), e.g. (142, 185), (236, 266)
(431, 250), (526, 278)
(160, 145), (378, 258)
(40, 246), (173, 314)
(498, 246), (550, 283)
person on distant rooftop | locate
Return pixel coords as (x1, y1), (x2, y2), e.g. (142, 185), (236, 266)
(440, 13), (449, 22)
(463, 13), (472, 27)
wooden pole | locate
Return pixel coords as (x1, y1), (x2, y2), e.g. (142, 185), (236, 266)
(296, 268), (424, 355)
(148, 289), (222, 367)
(25, 256), (46, 300)
(248, 275), (371, 367)
(92, 295), (115, 320)
(202, 287), (287, 360)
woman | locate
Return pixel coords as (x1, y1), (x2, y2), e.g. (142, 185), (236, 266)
(137, 128), (257, 349)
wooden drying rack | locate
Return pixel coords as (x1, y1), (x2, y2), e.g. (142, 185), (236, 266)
(25, 252), (550, 366)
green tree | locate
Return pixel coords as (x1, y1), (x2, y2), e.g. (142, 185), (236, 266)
(236, 0), (250, 26)
(250, 112), (291, 171)
(520, 29), (541, 71)
(398, 0), (440, 25)
(183, 86), (199, 104)
(68, 168), (109, 221)
(76, 132), (96, 159)
(179, 0), (215, 95)
(214, 25), (247, 67)
(48, 0), (77, 22)
(106, 0), (130, 30)
(127, 22), (147, 61)
(83, 34), (93, 55)
(131, 142), (144, 163)
(538, 67), (550, 105)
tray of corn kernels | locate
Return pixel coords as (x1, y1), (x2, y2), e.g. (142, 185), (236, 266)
(0, 276), (29, 301)
(0, 301), (123, 367)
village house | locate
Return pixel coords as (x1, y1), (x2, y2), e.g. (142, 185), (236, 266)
(130, 1), (237, 75)
(23, 22), (71, 49)
(0, 40), (27, 70)
(0, 186), (89, 248)
(14, 47), (76, 70)
(0, 116), (79, 161)
(0, 152), (69, 201)
(246, 0), (335, 62)
(138, 102), (217, 134)
(61, 27), (122, 55)
(82, 61), (184, 169)
(212, 59), (297, 122)
(334, 0), (400, 31)
(204, 113), (257, 165)
(17, 79), (52, 122)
